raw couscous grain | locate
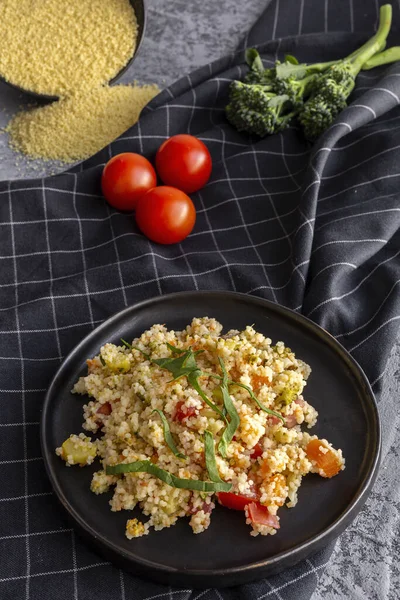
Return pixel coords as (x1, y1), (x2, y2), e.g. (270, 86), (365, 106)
(7, 84), (159, 162)
(57, 318), (345, 538)
(0, 0), (137, 97)
(0, 0), (159, 161)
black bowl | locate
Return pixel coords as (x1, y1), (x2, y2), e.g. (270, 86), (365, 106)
(41, 291), (381, 588)
(0, 0), (146, 102)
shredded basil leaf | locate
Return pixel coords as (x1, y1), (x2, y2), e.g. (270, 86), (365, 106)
(152, 409), (186, 459)
(232, 381), (285, 422)
(99, 354), (106, 367)
(217, 358), (241, 458)
(204, 430), (226, 485)
(120, 339), (132, 350)
(105, 460), (231, 492)
(166, 342), (184, 355)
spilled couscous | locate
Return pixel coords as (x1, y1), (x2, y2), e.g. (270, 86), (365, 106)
(56, 317), (345, 538)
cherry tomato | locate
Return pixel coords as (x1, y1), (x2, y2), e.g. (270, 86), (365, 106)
(217, 492), (258, 511)
(135, 186), (196, 245)
(173, 401), (197, 422)
(155, 134), (212, 193)
(247, 502), (280, 529)
(101, 153), (157, 211)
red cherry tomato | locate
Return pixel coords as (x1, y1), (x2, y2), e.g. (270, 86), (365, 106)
(101, 153), (157, 211)
(135, 186), (196, 245)
(155, 134), (212, 193)
(216, 492), (258, 511)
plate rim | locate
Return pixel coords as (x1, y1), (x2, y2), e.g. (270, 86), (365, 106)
(40, 290), (381, 586)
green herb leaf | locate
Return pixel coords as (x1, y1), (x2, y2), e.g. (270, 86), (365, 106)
(204, 430), (226, 485)
(245, 48), (264, 73)
(120, 339), (132, 350)
(284, 54), (299, 65)
(275, 62), (307, 80)
(217, 358), (240, 458)
(166, 342), (184, 355)
(150, 347), (227, 422)
(232, 381), (284, 422)
(105, 460), (231, 492)
(99, 354), (106, 367)
(152, 409), (186, 459)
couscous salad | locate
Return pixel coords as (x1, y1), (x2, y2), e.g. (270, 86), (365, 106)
(56, 318), (345, 538)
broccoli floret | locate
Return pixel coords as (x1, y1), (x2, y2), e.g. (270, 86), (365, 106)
(226, 4), (393, 141)
(226, 81), (294, 136)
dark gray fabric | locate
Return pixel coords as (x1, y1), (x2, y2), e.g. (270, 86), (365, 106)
(1, 1), (399, 598)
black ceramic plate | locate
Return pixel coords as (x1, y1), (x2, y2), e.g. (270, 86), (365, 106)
(41, 291), (380, 588)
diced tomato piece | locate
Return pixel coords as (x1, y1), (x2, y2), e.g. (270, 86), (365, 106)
(250, 442), (263, 459)
(217, 492), (258, 511)
(247, 502), (280, 529)
(96, 402), (112, 415)
(268, 415), (281, 426)
(173, 400), (197, 421)
(295, 397), (305, 407)
(306, 439), (342, 478)
(284, 414), (297, 428)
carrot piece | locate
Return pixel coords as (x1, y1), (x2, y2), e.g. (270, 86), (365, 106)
(306, 439), (341, 478)
(251, 375), (271, 391)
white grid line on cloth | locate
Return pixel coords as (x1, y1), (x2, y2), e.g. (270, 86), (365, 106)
(178, 76), (199, 293)
(73, 172), (97, 324)
(0, 457), (42, 465)
(0, 422), (40, 427)
(119, 569), (126, 600)
(208, 168), (305, 184)
(71, 530), (78, 600)
(320, 172), (400, 203)
(322, 142), (400, 180)
(346, 103), (377, 118)
(0, 492), (52, 503)
(336, 279), (400, 339)
(198, 69), (236, 291)
(324, 0), (328, 32)
(318, 190), (398, 219)
(0, 562), (110, 583)
(278, 130), (306, 285)
(265, 576), (285, 600)
(349, 315), (400, 352)
(349, 0), (354, 31)
(330, 118), (400, 151)
(42, 182), (62, 362)
(256, 561), (330, 599)
(106, 146), (128, 307)
(0, 187), (103, 199)
(0, 528), (72, 541)
(298, 0), (305, 34)
(272, 0), (279, 39)
(373, 87), (400, 103)
(312, 238), (387, 255)
(8, 182), (31, 599)
(306, 558), (320, 584)
(316, 207), (400, 232)
(329, 121), (353, 134)
(308, 246), (400, 317)
(219, 121), (278, 302)
(311, 261), (357, 282)
(0, 320), (103, 334)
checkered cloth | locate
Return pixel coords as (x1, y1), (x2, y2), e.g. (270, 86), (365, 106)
(1, 0), (400, 598)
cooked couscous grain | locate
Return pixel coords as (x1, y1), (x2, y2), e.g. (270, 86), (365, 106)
(56, 318), (345, 538)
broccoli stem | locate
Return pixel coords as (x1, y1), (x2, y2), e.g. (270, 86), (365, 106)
(362, 46), (400, 70)
(347, 4), (392, 74)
